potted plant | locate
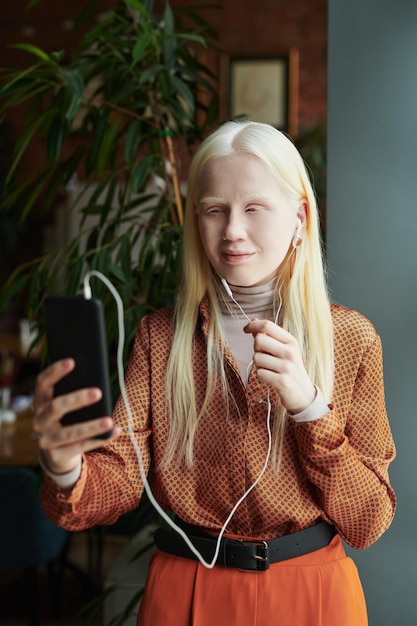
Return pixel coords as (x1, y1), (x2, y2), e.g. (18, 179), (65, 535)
(0, 0), (219, 359)
(0, 2), (219, 621)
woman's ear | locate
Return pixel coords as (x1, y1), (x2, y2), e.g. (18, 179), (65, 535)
(292, 203), (307, 249)
(297, 201), (308, 233)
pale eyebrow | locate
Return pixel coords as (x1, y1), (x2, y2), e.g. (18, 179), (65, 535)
(198, 196), (225, 205)
(243, 194), (274, 204)
(197, 194), (274, 205)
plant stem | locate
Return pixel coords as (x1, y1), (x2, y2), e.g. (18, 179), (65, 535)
(164, 132), (183, 226)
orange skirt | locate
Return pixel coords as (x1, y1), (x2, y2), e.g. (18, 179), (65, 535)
(137, 534), (368, 626)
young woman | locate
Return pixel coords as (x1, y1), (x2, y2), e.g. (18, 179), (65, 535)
(33, 121), (396, 625)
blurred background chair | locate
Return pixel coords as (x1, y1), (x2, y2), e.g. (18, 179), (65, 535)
(0, 467), (69, 626)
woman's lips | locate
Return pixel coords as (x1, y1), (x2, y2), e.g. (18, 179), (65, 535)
(222, 250), (254, 263)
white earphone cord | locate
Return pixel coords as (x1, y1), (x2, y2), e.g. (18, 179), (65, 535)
(83, 270), (273, 569)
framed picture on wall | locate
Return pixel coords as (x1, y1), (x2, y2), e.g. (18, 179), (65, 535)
(220, 50), (299, 136)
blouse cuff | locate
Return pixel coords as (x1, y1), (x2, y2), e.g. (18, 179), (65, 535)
(289, 386), (331, 423)
(39, 451), (82, 490)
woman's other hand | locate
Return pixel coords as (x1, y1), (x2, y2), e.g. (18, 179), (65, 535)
(244, 319), (316, 414)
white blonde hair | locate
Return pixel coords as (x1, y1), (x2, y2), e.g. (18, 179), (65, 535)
(163, 121), (333, 469)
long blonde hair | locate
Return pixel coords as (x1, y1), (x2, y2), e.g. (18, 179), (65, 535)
(164, 121), (333, 469)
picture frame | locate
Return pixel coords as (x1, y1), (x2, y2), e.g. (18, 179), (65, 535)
(220, 50), (299, 136)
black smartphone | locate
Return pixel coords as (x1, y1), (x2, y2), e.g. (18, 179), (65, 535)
(44, 295), (113, 438)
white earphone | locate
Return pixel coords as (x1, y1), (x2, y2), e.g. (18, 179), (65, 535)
(292, 217), (303, 249)
(220, 277), (233, 298)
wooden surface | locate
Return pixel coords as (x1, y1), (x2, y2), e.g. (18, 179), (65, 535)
(0, 332), (40, 466)
(0, 408), (38, 467)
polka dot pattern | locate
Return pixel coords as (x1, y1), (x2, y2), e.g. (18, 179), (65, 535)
(42, 301), (396, 549)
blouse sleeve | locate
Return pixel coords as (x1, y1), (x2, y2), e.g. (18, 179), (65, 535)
(292, 331), (396, 549)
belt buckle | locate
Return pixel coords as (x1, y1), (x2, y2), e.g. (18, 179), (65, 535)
(239, 540), (270, 572)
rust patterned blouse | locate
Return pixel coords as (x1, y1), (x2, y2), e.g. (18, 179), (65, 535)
(41, 300), (396, 549)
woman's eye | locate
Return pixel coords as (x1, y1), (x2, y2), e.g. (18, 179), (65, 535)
(206, 206), (224, 214)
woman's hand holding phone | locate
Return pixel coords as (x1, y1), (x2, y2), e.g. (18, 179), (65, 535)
(32, 358), (120, 475)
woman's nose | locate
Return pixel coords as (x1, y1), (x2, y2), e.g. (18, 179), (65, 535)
(222, 212), (246, 241)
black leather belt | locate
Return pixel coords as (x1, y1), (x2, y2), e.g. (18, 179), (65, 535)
(154, 521), (336, 572)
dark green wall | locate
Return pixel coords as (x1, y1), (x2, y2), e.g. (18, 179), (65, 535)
(327, 1), (417, 624)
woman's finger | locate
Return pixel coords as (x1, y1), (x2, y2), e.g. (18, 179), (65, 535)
(33, 358), (75, 410)
(36, 415), (113, 448)
(33, 387), (103, 431)
(34, 418), (120, 475)
(244, 319), (291, 343)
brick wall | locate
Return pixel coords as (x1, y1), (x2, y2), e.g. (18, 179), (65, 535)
(1, 0), (327, 131)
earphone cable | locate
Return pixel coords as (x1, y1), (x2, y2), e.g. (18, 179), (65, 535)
(83, 270), (273, 569)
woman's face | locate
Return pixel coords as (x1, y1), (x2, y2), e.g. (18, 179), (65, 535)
(196, 151), (305, 288)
